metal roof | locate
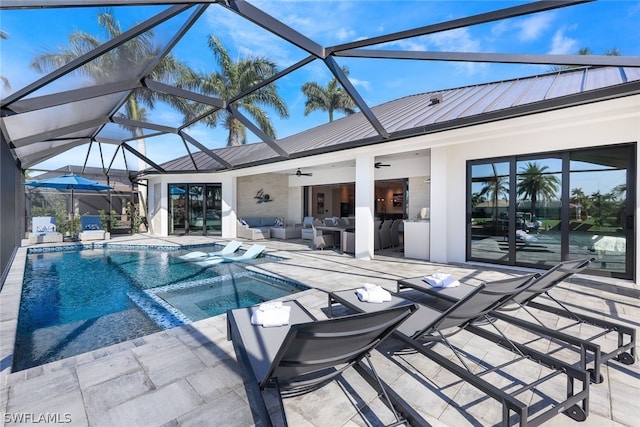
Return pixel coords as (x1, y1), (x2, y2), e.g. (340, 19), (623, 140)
(159, 66), (640, 173)
(2, 1), (640, 180)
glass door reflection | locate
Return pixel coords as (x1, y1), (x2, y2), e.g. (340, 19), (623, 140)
(514, 157), (562, 267)
(469, 161), (511, 263)
(569, 147), (632, 277)
(188, 185), (204, 234)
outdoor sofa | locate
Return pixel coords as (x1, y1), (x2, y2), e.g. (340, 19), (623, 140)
(237, 217), (278, 240)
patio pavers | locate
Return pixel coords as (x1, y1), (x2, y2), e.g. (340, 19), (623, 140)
(1, 234), (638, 426)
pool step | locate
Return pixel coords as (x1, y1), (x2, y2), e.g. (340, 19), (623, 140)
(127, 290), (189, 329)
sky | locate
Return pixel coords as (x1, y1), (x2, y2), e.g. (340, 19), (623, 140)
(1, 0), (639, 173)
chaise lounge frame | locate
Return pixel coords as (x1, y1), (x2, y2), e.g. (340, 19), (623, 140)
(227, 300), (424, 427)
(396, 258), (636, 383)
(328, 274), (591, 427)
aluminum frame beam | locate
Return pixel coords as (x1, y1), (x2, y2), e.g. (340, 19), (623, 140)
(179, 130), (233, 168)
(329, 0), (593, 53)
(336, 50), (640, 67)
(1, 4), (193, 106)
(227, 105), (289, 158)
(0, 0), (219, 9)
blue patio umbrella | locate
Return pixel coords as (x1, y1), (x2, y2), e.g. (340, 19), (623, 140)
(25, 173), (113, 236)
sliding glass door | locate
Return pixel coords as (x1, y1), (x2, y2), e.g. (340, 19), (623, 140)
(467, 144), (635, 279)
(168, 183), (222, 236)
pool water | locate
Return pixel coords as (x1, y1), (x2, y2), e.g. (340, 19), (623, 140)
(153, 273), (305, 321)
(13, 247), (306, 371)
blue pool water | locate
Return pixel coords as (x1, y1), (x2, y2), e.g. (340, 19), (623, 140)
(14, 246), (307, 371)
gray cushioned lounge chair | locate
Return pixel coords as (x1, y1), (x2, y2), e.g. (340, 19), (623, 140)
(328, 274), (591, 427)
(227, 300), (421, 427)
(396, 257), (636, 383)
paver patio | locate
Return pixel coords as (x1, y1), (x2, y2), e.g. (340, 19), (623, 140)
(1, 235), (638, 426)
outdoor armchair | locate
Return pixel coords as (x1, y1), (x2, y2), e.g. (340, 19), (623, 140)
(28, 216), (63, 244)
(78, 215), (108, 241)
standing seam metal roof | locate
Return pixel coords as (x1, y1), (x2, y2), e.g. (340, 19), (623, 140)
(157, 66), (640, 174)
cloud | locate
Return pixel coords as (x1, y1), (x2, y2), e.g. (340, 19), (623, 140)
(516, 13), (554, 42)
(490, 12), (554, 43)
(335, 27), (356, 42)
(549, 29), (578, 55)
(348, 76), (370, 91)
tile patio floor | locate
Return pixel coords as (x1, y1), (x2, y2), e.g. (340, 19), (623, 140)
(1, 234), (638, 426)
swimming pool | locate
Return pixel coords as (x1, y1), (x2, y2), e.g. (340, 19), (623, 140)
(13, 246), (307, 371)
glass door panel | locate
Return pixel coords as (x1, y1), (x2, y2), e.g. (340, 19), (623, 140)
(205, 185), (222, 235)
(515, 158), (562, 267)
(169, 185), (186, 234)
(188, 185), (204, 234)
(569, 147), (631, 276)
(469, 161), (511, 263)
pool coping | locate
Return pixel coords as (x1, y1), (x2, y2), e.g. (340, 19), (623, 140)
(0, 247), (27, 383)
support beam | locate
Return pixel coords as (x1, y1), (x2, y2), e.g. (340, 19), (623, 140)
(354, 154), (375, 260)
(329, 0), (592, 53)
(1, 5), (192, 105)
(336, 50), (640, 67)
(120, 143), (167, 173)
(226, 105), (289, 158)
(324, 56), (388, 139)
(180, 130), (232, 168)
(226, 0), (325, 58)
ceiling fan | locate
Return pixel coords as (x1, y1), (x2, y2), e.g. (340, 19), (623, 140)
(374, 162), (391, 168)
(289, 168), (312, 177)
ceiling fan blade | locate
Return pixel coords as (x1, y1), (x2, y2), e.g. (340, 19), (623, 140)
(289, 168), (312, 177)
(374, 162), (391, 168)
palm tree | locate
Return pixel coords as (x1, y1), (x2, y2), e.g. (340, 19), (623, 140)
(570, 187), (589, 220)
(30, 9), (194, 168)
(1, 30), (10, 89)
(517, 161), (560, 217)
(551, 47), (620, 71)
(301, 66), (356, 122)
(479, 164), (509, 222)
(184, 36), (288, 146)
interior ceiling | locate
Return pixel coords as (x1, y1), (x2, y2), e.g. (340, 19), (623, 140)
(2, 0), (640, 183)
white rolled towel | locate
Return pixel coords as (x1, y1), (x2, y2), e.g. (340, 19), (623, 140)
(423, 273), (460, 288)
(356, 284), (391, 303)
(251, 305), (291, 327)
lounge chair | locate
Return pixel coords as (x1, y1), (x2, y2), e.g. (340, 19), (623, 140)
(227, 300), (421, 426)
(328, 274), (591, 426)
(396, 257), (636, 383)
(178, 240), (242, 260)
(196, 244), (265, 266)
(28, 216), (63, 244)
